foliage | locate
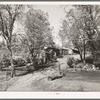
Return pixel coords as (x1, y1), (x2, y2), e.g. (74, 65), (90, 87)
(0, 5), (25, 77)
(85, 55), (93, 64)
(0, 5), (24, 50)
(67, 57), (75, 68)
(0, 55), (27, 70)
(59, 5), (100, 62)
(67, 57), (81, 68)
(0, 54), (10, 69)
(12, 56), (27, 67)
(24, 8), (53, 64)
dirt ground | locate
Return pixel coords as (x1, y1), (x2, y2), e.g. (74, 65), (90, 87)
(1, 55), (100, 91)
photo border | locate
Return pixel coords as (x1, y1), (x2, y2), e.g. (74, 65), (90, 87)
(0, 0), (100, 99)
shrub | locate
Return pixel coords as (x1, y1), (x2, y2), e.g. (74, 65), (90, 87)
(13, 56), (27, 67)
(67, 57), (82, 68)
(94, 63), (100, 69)
(26, 56), (31, 63)
(0, 56), (27, 70)
(67, 57), (75, 68)
(75, 59), (82, 65)
(0, 55), (11, 69)
(85, 55), (93, 64)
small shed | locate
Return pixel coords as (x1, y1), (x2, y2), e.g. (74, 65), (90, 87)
(45, 46), (60, 57)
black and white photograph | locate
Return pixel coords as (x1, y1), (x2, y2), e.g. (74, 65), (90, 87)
(0, 1), (100, 95)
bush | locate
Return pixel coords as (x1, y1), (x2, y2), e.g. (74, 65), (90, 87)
(0, 55), (11, 69)
(85, 55), (93, 64)
(0, 56), (27, 70)
(67, 57), (82, 68)
(75, 59), (82, 65)
(26, 56), (31, 63)
(67, 57), (75, 68)
(13, 56), (27, 67)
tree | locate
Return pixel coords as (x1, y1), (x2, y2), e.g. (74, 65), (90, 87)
(0, 5), (24, 77)
(59, 19), (74, 48)
(59, 20), (68, 47)
(59, 5), (100, 62)
(75, 5), (100, 37)
(59, 7), (85, 61)
(24, 8), (53, 65)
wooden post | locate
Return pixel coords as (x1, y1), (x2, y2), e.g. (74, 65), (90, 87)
(58, 64), (61, 75)
(73, 63), (76, 72)
(5, 70), (8, 91)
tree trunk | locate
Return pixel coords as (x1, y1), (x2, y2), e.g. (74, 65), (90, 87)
(83, 39), (86, 64)
(80, 52), (83, 62)
(6, 39), (15, 78)
(28, 45), (35, 66)
(9, 47), (15, 78)
(31, 52), (35, 65)
(78, 48), (83, 62)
